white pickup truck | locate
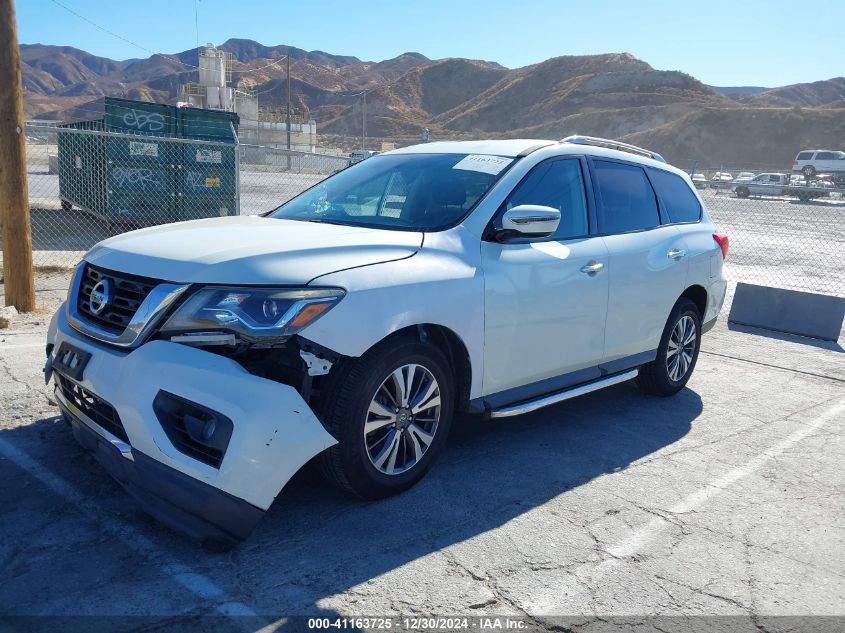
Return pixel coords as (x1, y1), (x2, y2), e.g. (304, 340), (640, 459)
(734, 173), (831, 201)
(733, 173), (788, 197)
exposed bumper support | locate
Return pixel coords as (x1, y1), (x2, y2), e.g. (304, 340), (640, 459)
(61, 396), (264, 546)
(47, 304), (338, 545)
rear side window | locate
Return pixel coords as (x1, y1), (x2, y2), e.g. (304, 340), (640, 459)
(503, 158), (588, 240)
(592, 160), (660, 234)
(796, 151), (814, 161)
(815, 151), (835, 160)
(648, 169), (702, 224)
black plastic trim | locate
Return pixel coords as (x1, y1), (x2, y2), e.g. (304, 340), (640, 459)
(62, 402), (263, 547)
(471, 350), (657, 414)
(599, 350), (657, 376)
(153, 390), (233, 469)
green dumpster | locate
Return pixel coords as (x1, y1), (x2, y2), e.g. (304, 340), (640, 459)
(57, 97), (238, 226)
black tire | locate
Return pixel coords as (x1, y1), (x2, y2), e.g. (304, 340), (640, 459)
(736, 187), (749, 198)
(637, 298), (702, 397)
(318, 334), (454, 499)
(802, 165), (816, 178)
(60, 199), (73, 211)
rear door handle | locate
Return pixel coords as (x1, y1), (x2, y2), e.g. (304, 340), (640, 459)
(580, 261), (604, 275)
(667, 248), (687, 260)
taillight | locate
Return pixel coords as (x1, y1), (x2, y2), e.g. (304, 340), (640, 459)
(792, 159), (798, 166)
(713, 233), (729, 260)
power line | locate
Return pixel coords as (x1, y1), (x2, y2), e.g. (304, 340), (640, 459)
(235, 56), (291, 74)
(47, 0), (202, 69)
(194, 0), (200, 62)
(48, 0), (292, 77)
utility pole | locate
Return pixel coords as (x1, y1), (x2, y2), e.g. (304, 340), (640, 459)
(286, 53), (291, 170)
(0, 0), (35, 311)
(362, 90), (367, 151)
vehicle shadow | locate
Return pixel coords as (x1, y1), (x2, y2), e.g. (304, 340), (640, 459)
(787, 197), (844, 207)
(236, 381), (701, 615)
(1, 381), (701, 623)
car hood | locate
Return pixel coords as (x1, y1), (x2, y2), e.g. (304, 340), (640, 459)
(85, 216), (423, 285)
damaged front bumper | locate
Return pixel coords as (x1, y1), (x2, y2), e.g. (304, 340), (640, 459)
(47, 305), (338, 546)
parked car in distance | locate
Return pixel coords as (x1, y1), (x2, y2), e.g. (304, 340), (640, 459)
(46, 135), (728, 548)
(347, 149), (378, 167)
(709, 172), (734, 189)
(792, 149), (845, 180)
(691, 172), (707, 189)
(735, 172), (756, 180)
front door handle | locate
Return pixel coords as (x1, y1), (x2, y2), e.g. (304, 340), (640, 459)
(667, 248), (687, 260)
(580, 261), (604, 275)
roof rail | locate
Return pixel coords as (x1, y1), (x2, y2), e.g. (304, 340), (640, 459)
(560, 135), (666, 163)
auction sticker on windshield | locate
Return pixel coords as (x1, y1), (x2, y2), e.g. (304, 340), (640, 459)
(452, 154), (512, 175)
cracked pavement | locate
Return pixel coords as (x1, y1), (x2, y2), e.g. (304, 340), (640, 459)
(1, 273), (843, 629)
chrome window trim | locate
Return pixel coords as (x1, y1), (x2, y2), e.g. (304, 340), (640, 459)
(66, 262), (191, 349)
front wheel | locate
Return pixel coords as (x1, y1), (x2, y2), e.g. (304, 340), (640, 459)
(318, 335), (454, 499)
(637, 298), (702, 396)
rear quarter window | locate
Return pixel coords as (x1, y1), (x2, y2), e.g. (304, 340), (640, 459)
(796, 151), (814, 160)
(647, 169), (702, 224)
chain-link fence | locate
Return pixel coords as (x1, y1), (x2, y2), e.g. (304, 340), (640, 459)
(3, 126), (843, 299)
(3, 125), (348, 268)
(682, 166), (845, 298)
(4, 123), (346, 271)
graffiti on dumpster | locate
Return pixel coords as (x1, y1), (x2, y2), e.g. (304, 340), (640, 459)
(121, 109), (166, 133)
(186, 171), (223, 190)
(111, 167), (164, 191)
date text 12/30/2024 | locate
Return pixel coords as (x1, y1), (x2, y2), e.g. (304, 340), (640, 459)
(307, 617), (528, 630)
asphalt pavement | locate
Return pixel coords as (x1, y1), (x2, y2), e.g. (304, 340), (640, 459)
(0, 274), (842, 630)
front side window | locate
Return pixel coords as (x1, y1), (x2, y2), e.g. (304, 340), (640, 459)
(501, 159), (589, 240)
(648, 168), (702, 224)
(270, 153), (513, 231)
(593, 160), (660, 234)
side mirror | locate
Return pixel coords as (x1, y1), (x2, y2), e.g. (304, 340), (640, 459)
(495, 204), (561, 241)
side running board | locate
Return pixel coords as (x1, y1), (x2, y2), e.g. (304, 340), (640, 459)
(489, 369), (639, 419)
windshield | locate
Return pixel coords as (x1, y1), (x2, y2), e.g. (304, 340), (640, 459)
(269, 153), (514, 231)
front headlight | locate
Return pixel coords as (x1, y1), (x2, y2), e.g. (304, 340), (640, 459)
(159, 286), (344, 341)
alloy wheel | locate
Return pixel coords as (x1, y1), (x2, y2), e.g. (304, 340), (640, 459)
(363, 363), (441, 475)
(666, 315), (697, 382)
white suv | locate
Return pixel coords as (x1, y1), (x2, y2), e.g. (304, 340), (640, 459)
(46, 135), (728, 547)
(792, 149), (845, 180)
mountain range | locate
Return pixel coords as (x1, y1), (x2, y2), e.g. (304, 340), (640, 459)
(20, 39), (845, 167)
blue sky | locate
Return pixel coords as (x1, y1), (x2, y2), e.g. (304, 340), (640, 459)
(17, 0), (845, 87)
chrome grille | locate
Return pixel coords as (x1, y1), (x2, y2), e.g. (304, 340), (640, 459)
(76, 265), (158, 333)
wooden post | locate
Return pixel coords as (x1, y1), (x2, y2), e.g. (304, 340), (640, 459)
(286, 53), (291, 171)
(0, 0), (35, 311)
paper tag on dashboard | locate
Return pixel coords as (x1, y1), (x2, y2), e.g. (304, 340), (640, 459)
(452, 154), (512, 175)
